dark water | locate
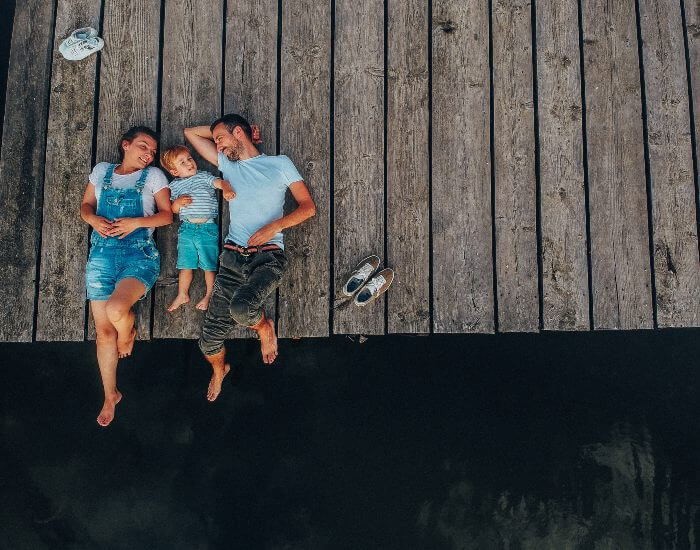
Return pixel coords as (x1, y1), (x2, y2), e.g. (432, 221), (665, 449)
(1, 331), (698, 549)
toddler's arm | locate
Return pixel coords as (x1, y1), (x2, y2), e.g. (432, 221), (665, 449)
(213, 178), (236, 201)
(171, 195), (193, 214)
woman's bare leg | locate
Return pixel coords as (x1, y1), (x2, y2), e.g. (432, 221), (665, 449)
(91, 300), (122, 427)
(105, 278), (146, 358)
(196, 270), (216, 310)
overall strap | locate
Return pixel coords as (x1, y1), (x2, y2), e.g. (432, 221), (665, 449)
(102, 163), (117, 190)
(135, 167), (149, 194)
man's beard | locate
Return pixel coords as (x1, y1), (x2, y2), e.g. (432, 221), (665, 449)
(224, 139), (244, 161)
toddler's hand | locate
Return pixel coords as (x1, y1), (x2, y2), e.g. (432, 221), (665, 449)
(222, 186), (236, 201)
(174, 195), (193, 208)
(91, 215), (114, 238)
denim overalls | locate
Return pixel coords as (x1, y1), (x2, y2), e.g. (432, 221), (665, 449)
(85, 164), (160, 301)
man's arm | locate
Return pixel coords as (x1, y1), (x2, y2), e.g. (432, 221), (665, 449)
(184, 126), (218, 166)
(247, 180), (316, 246)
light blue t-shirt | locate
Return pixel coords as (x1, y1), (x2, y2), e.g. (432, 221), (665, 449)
(169, 170), (218, 221)
(218, 153), (303, 249)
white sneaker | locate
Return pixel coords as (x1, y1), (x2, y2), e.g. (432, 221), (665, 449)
(61, 36), (104, 61)
(342, 255), (381, 297)
(354, 268), (394, 306)
(59, 27), (98, 55)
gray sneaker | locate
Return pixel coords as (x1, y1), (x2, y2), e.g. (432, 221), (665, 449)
(59, 27), (99, 55)
(354, 268), (394, 306)
(342, 255), (380, 297)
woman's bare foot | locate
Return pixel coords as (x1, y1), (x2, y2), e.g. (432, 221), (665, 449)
(256, 318), (278, 364)
(207, 363), (231, 401)
(117, 328), (136, 358)
(168, 293), (190, 312)
(97, 390), (122, 427)
(195, 293), (212, 311)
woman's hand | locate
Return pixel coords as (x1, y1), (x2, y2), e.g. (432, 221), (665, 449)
(247, 222), (281, 247)
(90, 215), (114, 238)
(110, 217), (143, 239)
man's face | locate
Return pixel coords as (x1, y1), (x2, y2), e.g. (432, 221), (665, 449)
(213, 124), (244, 161)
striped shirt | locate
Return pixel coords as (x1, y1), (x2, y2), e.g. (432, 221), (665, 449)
(169, 170), (218, 221)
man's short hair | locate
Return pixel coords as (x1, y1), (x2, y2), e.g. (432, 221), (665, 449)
(160, 144), (191, 175)
(210, 113), (252, 140)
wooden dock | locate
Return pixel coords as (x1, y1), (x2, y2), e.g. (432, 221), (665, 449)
(0, 0), (698, 342)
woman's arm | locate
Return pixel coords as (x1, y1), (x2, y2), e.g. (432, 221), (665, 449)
(110, 188), (173, 238)
(80, 183), (115, 237)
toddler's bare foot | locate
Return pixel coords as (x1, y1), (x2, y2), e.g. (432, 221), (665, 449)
(195, 293), (212, 311)
(168, 293), (190, 312)
(97, 390), (122, 427)
(117, 328), (136, 358)
(257, 318), (278, 364)
(207, 363), (231, 401)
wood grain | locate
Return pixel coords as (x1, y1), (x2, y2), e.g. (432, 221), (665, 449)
(89, 0), (162, 340)
(152, 0), (223, 339)
(223, 0), (279, 338)
(582, 0), (653, 329)
(277, 0), (331, 338)
(640, 0), (700, 326)
(492, 0), (539, 332)
(36, 0), (101, 341)
(536, 0), (590, 330)
(386, 0), (430, 334)
(0, 0), (56, 341)
(333, 0), (385, 335)
(432, 0), (494, 333)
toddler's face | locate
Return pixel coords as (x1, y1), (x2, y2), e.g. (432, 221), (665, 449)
(171, 152), (197, 178)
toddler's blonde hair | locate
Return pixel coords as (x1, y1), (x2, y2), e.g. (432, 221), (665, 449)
(160, 144), (191, 175)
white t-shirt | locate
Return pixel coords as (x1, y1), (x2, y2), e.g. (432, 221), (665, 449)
(89, 163), (169, 234)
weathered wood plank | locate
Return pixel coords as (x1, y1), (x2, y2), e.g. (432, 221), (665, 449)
(432, 0), (494, 333)
(492, 0), (539, 332)
(386, 0), (430, 334)
(88, 0), (162, 340)
(152, 0), (223, 339)
(0, 0), (56, 341)
(686, 1), (700, 215)
(36, 0), (101, 341)
(640, 0), (700, 326)
(333, 0), (385, 335)
(277, 0), (331, 338)
(223, 0), (279, 338)
(582, 0), (653, 329)
(536, 0), (589, 330)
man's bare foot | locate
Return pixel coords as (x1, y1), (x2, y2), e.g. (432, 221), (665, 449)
(117, 328), (136, 358)
(195, 293), (212, 311)
(168, 293), (190, 312)
(97, 390), (122, 427)
(207, 363), (231, 401)
(256, 318), (278, 364)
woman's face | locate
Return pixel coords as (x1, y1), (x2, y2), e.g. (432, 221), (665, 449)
(122, 133), (158, 168)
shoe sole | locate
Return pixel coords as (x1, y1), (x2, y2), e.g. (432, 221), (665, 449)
(341, 255), (381, 297)
(354, 268), (394, 306)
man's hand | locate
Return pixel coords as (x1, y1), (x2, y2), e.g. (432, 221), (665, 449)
(247, 221), (281, 247)
(90, 215), (114, 238)
(173, 195), (193, 210)
(251, 125), (262, 144)
(110, 217), (143, 239)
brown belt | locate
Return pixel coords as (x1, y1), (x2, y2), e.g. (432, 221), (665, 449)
(223, 242), (281, 256)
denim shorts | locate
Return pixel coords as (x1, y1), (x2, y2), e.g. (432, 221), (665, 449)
(177, 221), (219, 271)
(85, 240), (160, 301)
